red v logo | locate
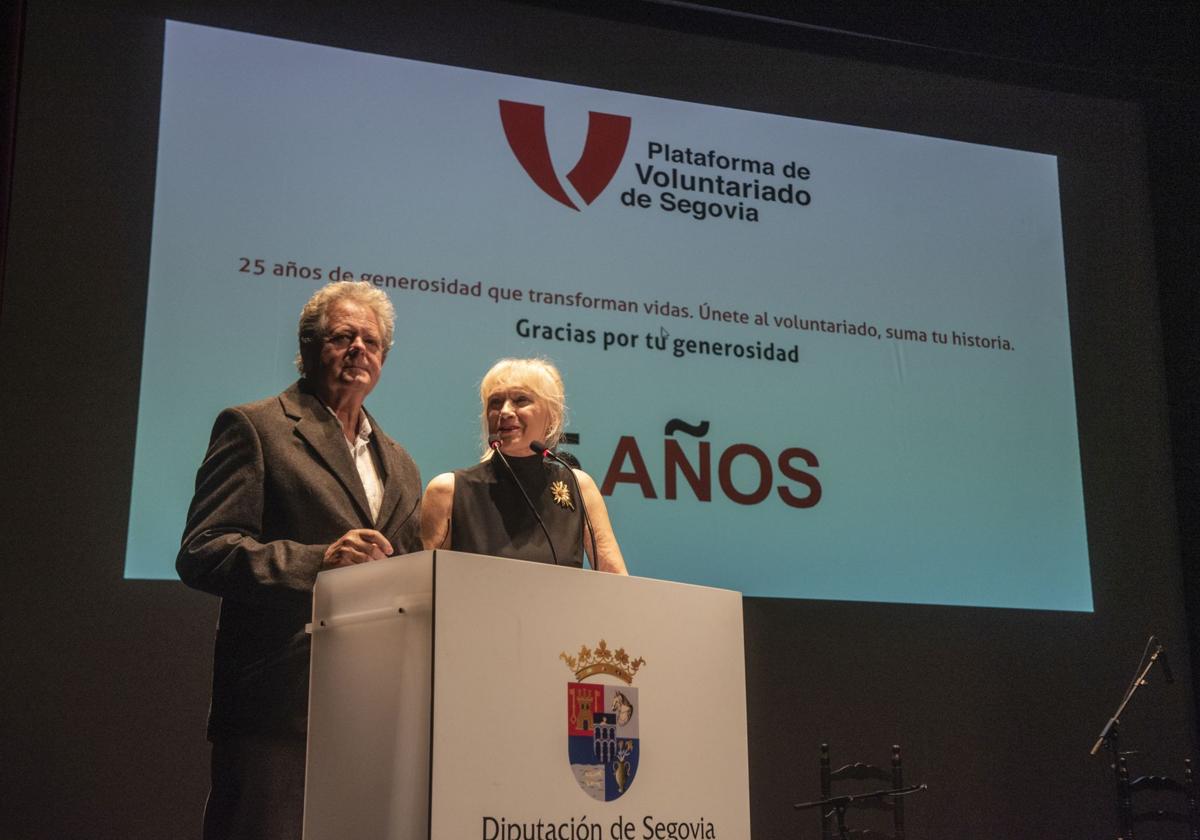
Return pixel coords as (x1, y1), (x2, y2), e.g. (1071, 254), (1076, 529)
(499, 100), (632, 211)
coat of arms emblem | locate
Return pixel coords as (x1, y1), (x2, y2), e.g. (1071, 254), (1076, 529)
(562, 640), (645, 801)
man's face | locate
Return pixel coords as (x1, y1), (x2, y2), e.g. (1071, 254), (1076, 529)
(315, 300), (385, 400)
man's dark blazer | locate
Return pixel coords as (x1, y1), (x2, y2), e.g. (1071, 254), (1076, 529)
(178, 379), (422, 739)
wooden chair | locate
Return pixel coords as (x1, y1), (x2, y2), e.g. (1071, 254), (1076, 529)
(819, 742), (905, 840)
(1116, 756), (1198, 840)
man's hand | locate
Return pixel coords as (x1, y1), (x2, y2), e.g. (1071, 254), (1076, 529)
(322, 529), (394, 568)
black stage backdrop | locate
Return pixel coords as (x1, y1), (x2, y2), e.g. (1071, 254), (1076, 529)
(1, 2), (1197, 838)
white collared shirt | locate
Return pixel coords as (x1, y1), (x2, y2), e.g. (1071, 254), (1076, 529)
(327, 407), (384, 524)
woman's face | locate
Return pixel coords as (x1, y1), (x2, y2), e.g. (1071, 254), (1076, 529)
(486, 384), (552, 457)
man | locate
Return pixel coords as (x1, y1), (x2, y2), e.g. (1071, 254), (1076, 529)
(178, 281), (422, 840)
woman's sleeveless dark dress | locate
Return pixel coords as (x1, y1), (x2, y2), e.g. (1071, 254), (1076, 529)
(450, 454), (584, 567)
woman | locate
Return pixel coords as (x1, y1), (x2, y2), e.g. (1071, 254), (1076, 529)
(420, 358), (627, 574)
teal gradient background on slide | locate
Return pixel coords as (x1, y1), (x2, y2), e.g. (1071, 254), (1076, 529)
(126, 22), (1090, 611)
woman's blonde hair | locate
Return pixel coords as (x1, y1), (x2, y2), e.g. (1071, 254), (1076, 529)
(478, 358), (566, 458)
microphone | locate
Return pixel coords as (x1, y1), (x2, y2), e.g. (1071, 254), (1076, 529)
(490, 439), (559, 566)
(1154, 638), (1176, 684)
(531, 441), (597, 570)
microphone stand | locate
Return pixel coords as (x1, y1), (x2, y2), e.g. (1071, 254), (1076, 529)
(491, 441), (560, 566)
(532, 441), (598, 570)
(1089, 637), (1169, 757)
(794, 784), (927, 840)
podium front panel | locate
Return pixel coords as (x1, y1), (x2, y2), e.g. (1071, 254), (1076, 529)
(430, 551), (749, 840)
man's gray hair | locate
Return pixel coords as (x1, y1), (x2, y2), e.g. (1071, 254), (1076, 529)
(295, 281), (396, 376)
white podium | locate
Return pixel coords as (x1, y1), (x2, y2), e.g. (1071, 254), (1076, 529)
(303, 550), (750, 840)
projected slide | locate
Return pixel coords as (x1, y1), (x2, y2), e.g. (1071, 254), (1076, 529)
(126, 21), (1091, 610)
